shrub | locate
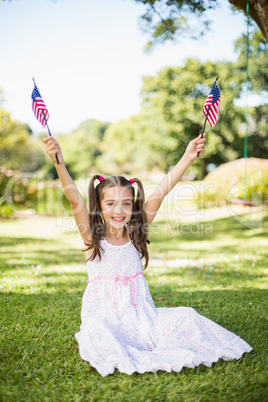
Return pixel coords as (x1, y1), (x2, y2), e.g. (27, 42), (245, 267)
(0, 167), (72, 218)
(196, 158), (268, 208)
(0, 167), (38, 218)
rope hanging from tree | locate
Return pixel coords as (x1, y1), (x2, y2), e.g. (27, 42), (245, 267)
(231, 0), (256, 207)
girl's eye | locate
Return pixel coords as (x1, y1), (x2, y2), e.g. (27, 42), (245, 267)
(124, 203), (131, 206)
(108, 203), (114, 206)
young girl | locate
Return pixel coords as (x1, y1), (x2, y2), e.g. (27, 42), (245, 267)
(43, 133), (252, 377)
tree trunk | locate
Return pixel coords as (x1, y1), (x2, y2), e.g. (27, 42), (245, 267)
(201, 159), (208, 179)
(228, 0), (268, 41)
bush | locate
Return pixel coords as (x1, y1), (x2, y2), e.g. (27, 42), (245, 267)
(0, 167), (38, 218)
(0, 166), (72, 218)
(196, 158), (268, 208)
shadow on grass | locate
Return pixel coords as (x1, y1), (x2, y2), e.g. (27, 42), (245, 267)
(149, 268), (265, 284)
(148, 241), (268, 263)
(208, 213), (268, 238)
(0, 236), (86, 272)
(150, 211), (268, 246)
(0, 237), (43, 246)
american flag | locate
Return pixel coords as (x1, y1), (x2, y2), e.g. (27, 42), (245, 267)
(31, 81), (50, 128)
(203, 79), (221, 127)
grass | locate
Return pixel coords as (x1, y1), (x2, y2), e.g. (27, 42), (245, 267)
(0, 205), (268, 401)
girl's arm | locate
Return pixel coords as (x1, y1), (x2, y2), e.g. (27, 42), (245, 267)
(43, 136), (91, 244)
(145, 133), (206, 225)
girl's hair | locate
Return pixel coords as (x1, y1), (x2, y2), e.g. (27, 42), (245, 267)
(82, 175), (150, 269)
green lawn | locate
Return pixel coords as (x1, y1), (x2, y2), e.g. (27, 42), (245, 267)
(0, 206), (268, 401)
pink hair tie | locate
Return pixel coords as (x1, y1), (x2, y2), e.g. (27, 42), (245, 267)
(98, 176), (104, 182)
(129, 178), (134, 184)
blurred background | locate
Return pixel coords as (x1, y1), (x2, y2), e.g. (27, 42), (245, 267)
(1, 3), (267, 398)
(0, 0), (267, 219)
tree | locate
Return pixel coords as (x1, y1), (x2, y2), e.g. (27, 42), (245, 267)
(55, 119), (110, 177)
(233, 30), (268, 160)
(99, 30), (267, 178)
(229, 0), (267, 40)
(234, 30), (268, 94)
(140, 58), (247, 177)
(0, 108), (45, 172)
(97, 59), (245, 178)
(132, 0), (268, 49)
(95, 109), (177, 174)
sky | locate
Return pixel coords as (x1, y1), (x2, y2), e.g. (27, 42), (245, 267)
(0, 0), (248, 135)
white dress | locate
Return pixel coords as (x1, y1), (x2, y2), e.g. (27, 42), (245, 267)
(74, 238), (252, 377)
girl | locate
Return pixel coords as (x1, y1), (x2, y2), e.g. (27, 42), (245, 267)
(43, 134), (252, 377)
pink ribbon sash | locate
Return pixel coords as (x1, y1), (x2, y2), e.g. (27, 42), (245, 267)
(87, 271), (144, 307)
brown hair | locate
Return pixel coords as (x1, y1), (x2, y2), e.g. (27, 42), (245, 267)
(82, 175), (150, 269)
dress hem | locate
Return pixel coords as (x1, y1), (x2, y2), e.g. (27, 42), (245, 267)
(74, 332), (253, 378)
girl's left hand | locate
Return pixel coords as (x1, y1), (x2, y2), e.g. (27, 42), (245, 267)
(184, 133), (206, 162)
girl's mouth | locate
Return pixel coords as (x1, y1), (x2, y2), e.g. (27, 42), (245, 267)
(112, 217), (125, 222)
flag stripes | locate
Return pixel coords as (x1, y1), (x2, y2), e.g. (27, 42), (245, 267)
(31, 83), (50, 128)
(203, 80), (221, 127)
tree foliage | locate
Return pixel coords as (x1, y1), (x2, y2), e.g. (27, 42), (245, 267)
(132, 0), (268, 48)
(234, 30), (268, 95)
(55, 119), (110, 178)
(134, 0), (218, 50)
(95, 109), (177, 174)
(0, 108), (45, 172)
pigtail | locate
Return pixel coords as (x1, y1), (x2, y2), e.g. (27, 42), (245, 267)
(82, 174), (105, 262)
(82, 174), (150, 269)
(128, 178), (150, 269)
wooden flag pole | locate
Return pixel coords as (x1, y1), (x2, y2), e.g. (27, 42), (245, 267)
(197, 104), (211, 158)
(42, 110), (60, 164)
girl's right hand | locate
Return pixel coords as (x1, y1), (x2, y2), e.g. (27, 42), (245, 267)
(42, 136), (64, 165)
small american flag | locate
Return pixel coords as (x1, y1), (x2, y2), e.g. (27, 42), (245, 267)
(203, 79), (221, 127)
(31, 80), (50, 128)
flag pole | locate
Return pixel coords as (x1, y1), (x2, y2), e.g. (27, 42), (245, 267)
(42, 110), (60, 164)
(197, 106), (210, 158)
(197, 76), (218, 158)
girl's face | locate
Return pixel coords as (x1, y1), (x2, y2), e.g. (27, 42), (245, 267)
(100, 186), (133, 230)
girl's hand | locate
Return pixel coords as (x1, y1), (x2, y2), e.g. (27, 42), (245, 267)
(42, 136), (64, 165)
(184, 133), (206, 162)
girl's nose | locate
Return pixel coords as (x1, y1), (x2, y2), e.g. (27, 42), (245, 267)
(113, 204), (123, 215)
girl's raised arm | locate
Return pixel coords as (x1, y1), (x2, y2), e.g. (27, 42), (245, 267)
(145, 133), (206, 225)
(43, 136), (91, 245)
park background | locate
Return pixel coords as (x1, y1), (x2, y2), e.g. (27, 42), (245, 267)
(0, 0), (268, 400)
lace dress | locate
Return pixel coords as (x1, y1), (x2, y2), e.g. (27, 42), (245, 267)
(74, 238), (252, 377)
